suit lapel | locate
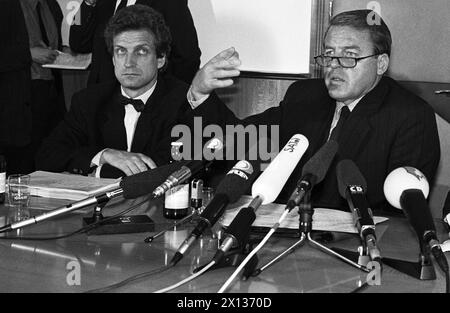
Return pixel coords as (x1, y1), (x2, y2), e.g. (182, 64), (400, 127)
(130, 79), (165, 152)
(338, 77), (389, 159)
(99, 87), (128, 150)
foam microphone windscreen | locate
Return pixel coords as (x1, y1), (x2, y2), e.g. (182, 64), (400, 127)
(120, 161), (188, 198)
(215, 160), (259, 203)
(400, 189), (437, 235)
(252, 134), (309, 204)
(198, 160), (259, 226)
(302, 140), (338, 183)
(336, 159), (368, 198)
(383, 167), (429, 210)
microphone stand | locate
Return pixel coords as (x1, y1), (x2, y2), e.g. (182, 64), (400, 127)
(380, 241), (436, 280)
(192, 197), (262, 278)
(82, 198), (155, 235)
(330, 227), (436, 281)
(252, 191), (370, 277)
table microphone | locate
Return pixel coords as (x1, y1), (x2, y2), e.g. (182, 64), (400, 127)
(213, 134), (309, 261)
(336, 159), (381, 264)
(120, 161), (188, 199)
(384, 167), (449, 273)
(286, 139), (338, 211)
(152, 138), (224, 198)
(170, 159), (259, 265)
(0, 162), (188, 233)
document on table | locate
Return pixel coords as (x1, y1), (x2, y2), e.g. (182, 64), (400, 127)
(42, 52), (91, 70)
(220, 195), (389, 234)
(27, 171), (120, 201)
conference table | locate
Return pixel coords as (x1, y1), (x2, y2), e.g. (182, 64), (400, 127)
(0, 194), (448, 294)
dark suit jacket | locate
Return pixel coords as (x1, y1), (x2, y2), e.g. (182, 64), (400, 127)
(193, 76), (441, 213)
(69, 0), (201, 85)
(0, 0), (63, 147)
(35, 75), (192, 178)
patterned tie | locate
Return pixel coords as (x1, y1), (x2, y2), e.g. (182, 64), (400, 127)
(116, 0), (128, 13)
(329, 105), (350, 142)
(120, 95), (145, 112)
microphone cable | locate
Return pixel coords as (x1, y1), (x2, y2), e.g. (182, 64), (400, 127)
(153, 260), (217, 293)
(144, 211), (196, 243)
(84, 263), (174, 293)
(217, 209), (291, 293)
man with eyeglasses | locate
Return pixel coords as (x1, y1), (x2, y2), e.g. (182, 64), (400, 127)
(186, 9), (440, 212)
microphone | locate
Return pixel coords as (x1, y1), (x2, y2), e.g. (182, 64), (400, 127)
(0, 186), (123, 233)
(336, 159), (381, 264)
(151, 160), (206, 198)
(384, 167), (448, 273)
(251, 134), (309, 205)
(286, 140), (338, 211)
(170, 159), (259, 265)
(214, 134), (309, 261)
(0, 162), (187, 233)
(151, 138), (225, 198)
(121, 161), (188, 199)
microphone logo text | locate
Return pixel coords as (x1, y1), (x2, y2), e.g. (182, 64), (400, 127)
(283, 138), (301, 153)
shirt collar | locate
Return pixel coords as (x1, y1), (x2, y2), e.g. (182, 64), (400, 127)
(120, 81), (157, 107)
(336, 96), (364, 112)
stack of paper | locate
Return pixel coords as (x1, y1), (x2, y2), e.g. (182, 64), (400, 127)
(42, 52), (92, 70)
(220, 195), (389, 234)
(27, 171), (120, 201)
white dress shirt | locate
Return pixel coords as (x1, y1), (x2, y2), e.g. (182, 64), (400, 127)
(114, 0), (137, 12)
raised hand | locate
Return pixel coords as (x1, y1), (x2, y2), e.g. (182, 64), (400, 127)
(190, 47), (241, 100)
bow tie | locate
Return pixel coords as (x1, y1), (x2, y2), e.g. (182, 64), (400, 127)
(119, 95), (145, 112)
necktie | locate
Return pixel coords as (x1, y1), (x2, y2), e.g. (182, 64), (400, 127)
(36, 2), (49, 46)
(329, 105), (350, 142)
(120, 95), (145, 112)
(116, 0), (128, 13)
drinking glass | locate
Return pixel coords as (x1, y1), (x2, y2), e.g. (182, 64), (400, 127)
(7, 174), (30, 209)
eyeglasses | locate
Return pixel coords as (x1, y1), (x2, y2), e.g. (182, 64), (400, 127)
(314, 54), (381, 68)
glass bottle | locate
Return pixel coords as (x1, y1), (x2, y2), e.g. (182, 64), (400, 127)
(163, 142), (189, 219)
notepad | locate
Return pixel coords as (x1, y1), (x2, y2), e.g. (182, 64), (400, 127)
(42, 52), (91, 70)
(27, 171), (120, 201)
(220, 195), (389, 234)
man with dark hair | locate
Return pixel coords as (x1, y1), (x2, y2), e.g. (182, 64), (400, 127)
(69, 0), (201, 85)
(36, 5), (192, 178)
(186, 9), (440, 212)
